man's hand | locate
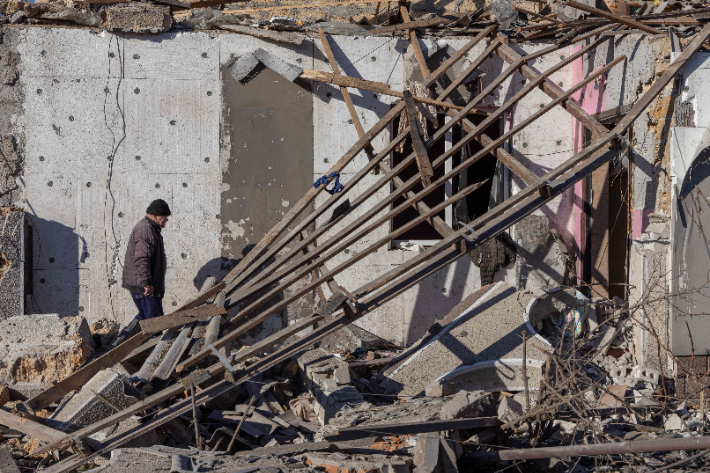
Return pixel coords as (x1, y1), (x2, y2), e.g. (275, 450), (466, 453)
(144, 285), (154, 296)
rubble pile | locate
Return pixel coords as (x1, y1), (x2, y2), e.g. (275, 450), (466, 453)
(0, 0), (709, 41)
(2, 0), (710, 470)
(2, 285), (710, 472)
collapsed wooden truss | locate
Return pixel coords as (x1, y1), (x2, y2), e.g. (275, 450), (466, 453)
(25, 19), (710, 472)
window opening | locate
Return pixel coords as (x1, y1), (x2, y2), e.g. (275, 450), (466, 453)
(390, 112), (503, 246)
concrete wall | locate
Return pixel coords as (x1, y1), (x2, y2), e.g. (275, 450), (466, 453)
(4, 25), (651, 346)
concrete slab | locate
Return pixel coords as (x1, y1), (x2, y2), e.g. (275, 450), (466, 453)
(385, 282), (547, 396)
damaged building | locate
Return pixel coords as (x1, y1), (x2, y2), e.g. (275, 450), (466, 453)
(1, 0), (710, 470)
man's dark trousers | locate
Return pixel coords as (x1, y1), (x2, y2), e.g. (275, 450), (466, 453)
(130, 292), (164, 320)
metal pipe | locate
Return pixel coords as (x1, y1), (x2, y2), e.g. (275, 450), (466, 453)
(469, 435), (710, 462)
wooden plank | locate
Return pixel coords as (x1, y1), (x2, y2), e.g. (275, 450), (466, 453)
(399, 3), (429, 80)
(512, 4), (563, 24)
(564, 0), (663, 35)
(24, 332), (149, 411)
(642, 17), (700, 25)
(496, 43), (609, 138)
(372, 16), (450, 33)
(175, 281), (225, 312)
(35, 314), (325, 459)
(216, 23), (306, 45)
(205, 0), (386, 12)
(299, 69), (468, 111)
(0, 409), (64, 444)
(150, 0), (191, 8)
(592, 104), (632, 123)
(324, 417), (501, 441)
(403, 89), (435, 186)
(317, 28), (377, 164)
(139, 304), (227, 335)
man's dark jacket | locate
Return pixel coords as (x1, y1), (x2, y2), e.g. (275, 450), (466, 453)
(122, 217), (167, 298)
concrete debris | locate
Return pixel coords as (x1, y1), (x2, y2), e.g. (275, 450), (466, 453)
(46, 366), (141, 432)
(319, 324), (388, 355)
(106, 3), (172, 33)
(0, 446), (20, 473)
(385, 282), (546, 396)
(496, 396), (524, 424)
(253, 48), (304, 82)
(0, 314), (93, 396)
(0, 209), (22, 319)
(293, 349), (364, 425)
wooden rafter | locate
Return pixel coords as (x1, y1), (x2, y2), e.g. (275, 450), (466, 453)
(403, 89), (435, 186)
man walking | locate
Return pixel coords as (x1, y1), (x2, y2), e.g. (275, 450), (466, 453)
(122, 199), (171, 320)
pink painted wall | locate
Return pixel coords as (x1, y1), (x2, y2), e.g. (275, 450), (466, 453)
(572, 46), (607, 282)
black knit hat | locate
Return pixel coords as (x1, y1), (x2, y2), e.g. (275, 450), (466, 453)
(146, 199), (171, 217)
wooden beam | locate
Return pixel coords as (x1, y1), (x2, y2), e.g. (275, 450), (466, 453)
(317, 27), (378, 168)
(139, 304), (227, 335)
(496, 43), (609, 138)
(208, 0), (386, 12)
(216, 24), (306, 45)
(564, 0), (663, 35)
(300, 69), (472, 112)
(324, 417), (501, 441)
(399, 3), (429, 81)
(0, 409), (64, 444)
(403, 89), (435, 186)
(512, 4), (563, 24)
(24, 333), (149, 411)
(373, 16), (450, 33)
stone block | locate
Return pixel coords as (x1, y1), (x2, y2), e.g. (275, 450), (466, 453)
(47, 366), (140, 432)
(0, 314), (93, 388)
(439, 390), (485, 420)
(106, 4), (171, 33)
(0, 208), (23, 319)
(293, 349), (363, 425)
(424, 383), (455, 398)
(497, 396), (523, 423)
(412, 433), (439, 473)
